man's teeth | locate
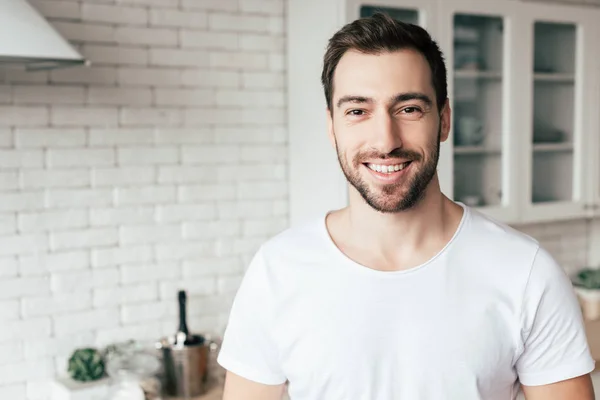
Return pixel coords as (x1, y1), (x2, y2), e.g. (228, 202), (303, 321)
(367, 162), (410, 173)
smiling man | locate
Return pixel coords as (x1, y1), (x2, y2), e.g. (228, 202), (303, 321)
(217, 13), (595, 400)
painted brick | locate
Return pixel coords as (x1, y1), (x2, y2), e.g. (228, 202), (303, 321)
(184, 107), (284, 125)
(118, 0), (178, 6)
(183, 220), (241, 239)
(89, 128), (155, 146)
(50, 228), (118, 251)
(18, 209), (88, 233)
(51, 107), (119, 127)
(209, 52), (269, 70)
(0, 214), (16, 235)
(0, 129), (13, 148)
(268, 15), (285, 35)
(13, 85), (85, 105)
(240, 0), (285, 15)
(120, 262), (180, 284)
(118, 68), (181, 87)
(92, 166), (155, 186)
(159, 278), (216, 298)
(19, 251), (89, 276)
(0, 257), (17, 278)
(181, 0), (238, 11)
(94, 283), (157, 307)
(120, 224), (181, 245)
(269, 53), (286, 71)
(241, 71), (285, 89)
(155, 242), (215, 261)
(21, 169), (90, 189)
(0, 277), (50, 300)
(0, 171), (18, 191)
(116, 186), (176, 205)
(82, 45), (149, 66)
(218, 275), (243, 294)
(240, 34), (285, 52)
(182, 257), (241, 278)
(0, 342), (23, 366)
(0, 318), (51, 342)
(150, 48), (210, 67)
(155, 128), (213, 144)
(0, 86), (10, 104)
(272, 199), (287, 216)
(51, 21), (116, 44)
(24, 333), (95, 361)
(150, 9), (208, 28)
(215, 89), (285, 107)
(240, 144), (287, 162)
(4, 70), (48, 85)
(47, 148), (115, 168)
(0, 300), (19, 322)
(237, 181), (287, 199)
(115, 27), (178, 46)
(180, 69), (240, 88)
(0, 192), (44, 213)
(217, 164), (286, 182)
(15, 128), (86, 148)
(121, 301), (171, 323)
(243, 218), (287, 236)
(217, 200), (274, 219)
(82, 4), (148, 25)
(213, 126), (284, 144)
(50, 66), (118, 85)
(54, 308), (120, 336)
(51, 269), (119, 293)
(209, 13), (269, 33)
(158, 166), (218, 184)
(30, 0), (81, 19)
(46, 188), (114, 208)
(181, 145), (239, 164)
(118, 147), (178, 165)
(155, 88), (213, 106)
(0, 106), (49, 127)
(178, 184), (236, 202)
(88, 87), (153, 106)
(180, 31), (239, 50)
(156, 203), (217, 223)
(0, 150), (43, 168)
(90, 207), (155, 226)
(120, 108), (183, 127)
(0, 360), (55, 386)
(95, 322), (163, 348)
(91, 245), (153, 268)
(22, 292), (92, 318)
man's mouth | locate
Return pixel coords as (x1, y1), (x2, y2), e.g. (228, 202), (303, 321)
(364, 161), (412, 174)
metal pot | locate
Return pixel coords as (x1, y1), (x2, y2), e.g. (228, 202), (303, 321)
(155, 334), (218, 398)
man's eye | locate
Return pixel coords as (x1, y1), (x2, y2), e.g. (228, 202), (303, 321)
(402, 107), (421, 114)
(347, 109), (365, 116)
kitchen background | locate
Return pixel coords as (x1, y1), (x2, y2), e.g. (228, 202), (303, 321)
(0, 0), (595, 398)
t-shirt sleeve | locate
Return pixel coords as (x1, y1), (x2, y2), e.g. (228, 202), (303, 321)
(515, 246), (595, 386)
(216, 247), (287, 385)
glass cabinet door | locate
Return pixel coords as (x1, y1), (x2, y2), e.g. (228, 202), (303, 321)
(360, 5), (419, 24)
(452, 14), (505, 209)
(530, 22), (576, 204)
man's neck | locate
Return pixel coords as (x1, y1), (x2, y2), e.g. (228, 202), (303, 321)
(332, 178), (464, 271)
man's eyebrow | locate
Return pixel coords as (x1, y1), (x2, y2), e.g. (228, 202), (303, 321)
(390, 92), (433, 107)
(336, 95), (373, 108)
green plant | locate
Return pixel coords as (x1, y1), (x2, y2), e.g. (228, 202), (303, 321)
(67, 348), (105, 382)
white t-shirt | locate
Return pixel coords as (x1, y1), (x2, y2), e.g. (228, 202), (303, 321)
(217, 204), (594, 400)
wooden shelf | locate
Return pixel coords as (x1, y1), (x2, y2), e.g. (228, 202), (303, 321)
(533, 142), (573, 152)
(455, 69), (502, 80)
(534, 72), (575, 83)
(454, 145), (501, 155)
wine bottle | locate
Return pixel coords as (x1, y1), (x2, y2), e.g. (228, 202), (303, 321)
(176, 290), (191, 345)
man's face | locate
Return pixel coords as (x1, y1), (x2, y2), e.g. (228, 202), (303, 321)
(327, 49), (450, 213)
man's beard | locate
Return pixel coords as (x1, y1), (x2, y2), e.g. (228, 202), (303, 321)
(335, 126), (441, 213)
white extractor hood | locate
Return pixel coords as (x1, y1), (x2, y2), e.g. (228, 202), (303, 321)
(0, 0), (87, 70)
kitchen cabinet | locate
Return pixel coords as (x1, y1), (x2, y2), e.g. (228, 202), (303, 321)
(287, 0), (600, 226)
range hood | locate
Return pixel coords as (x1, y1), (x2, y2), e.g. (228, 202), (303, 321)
(0, 0), (87, 71)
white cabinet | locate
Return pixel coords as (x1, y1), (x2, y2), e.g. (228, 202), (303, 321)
(287, 0), (600, 227)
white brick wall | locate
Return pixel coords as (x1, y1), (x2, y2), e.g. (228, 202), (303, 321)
(0, 0), (593, 398)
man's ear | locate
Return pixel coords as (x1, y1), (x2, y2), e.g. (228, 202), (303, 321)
(439, 98), (451, 143)
(327, 108), (336, 148)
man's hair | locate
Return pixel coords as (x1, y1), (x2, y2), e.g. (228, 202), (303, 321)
(321, 12), (448, 112)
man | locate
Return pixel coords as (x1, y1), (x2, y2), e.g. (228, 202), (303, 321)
(217, 13), (596, 400)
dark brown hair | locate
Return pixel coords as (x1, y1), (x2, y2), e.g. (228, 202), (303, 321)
(321, 12), (447, 112)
